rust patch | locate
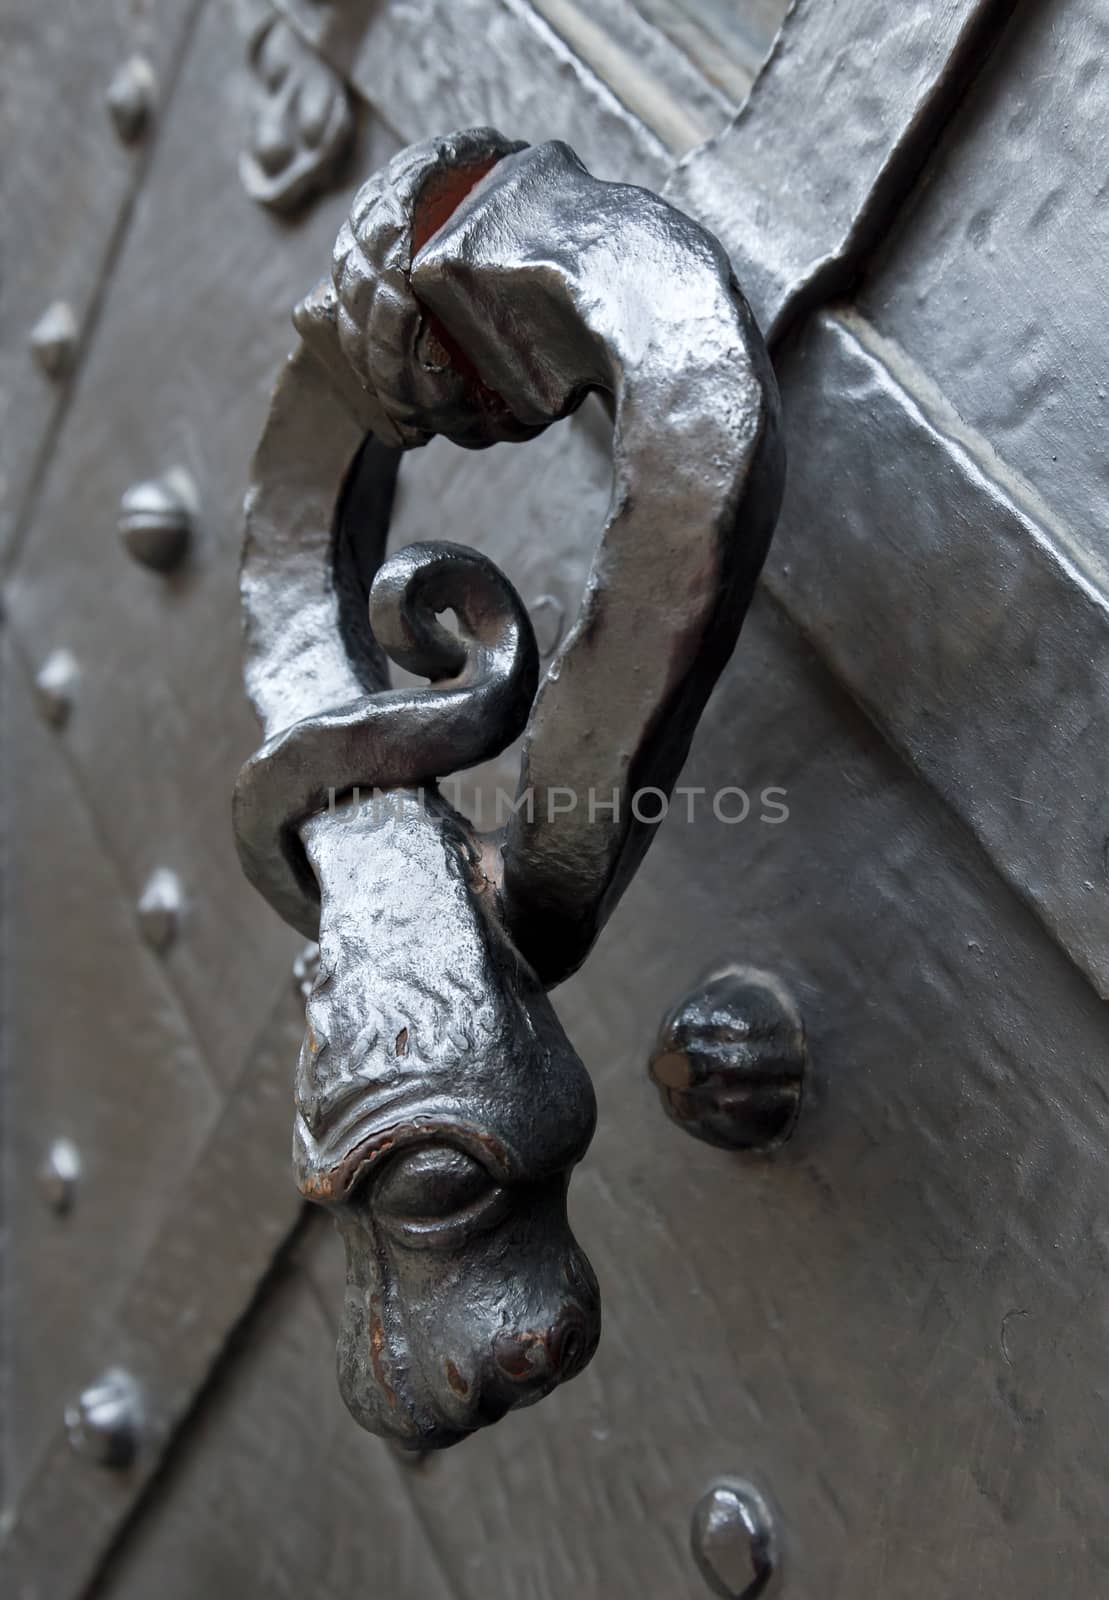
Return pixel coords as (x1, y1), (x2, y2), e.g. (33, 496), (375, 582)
(369, 1299), (398, 1409)
(445, 1359), (469, 1397)
(411, 157), (501, 255)
(650, 1048), (693, 1089)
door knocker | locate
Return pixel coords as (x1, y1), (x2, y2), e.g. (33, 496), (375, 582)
(234, 128), (784, 1448)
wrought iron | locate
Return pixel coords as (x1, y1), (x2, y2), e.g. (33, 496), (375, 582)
(117, 471), (194, 572)
(28, 301), (77, 380)
(104, 56), (156, 145)
(32, 647), (78, 727)
(136, 867), (184, 954)
(649, 966), (806, 1151)
(234, 127), (783, 1448)
(239, 12), (353, 215)
(64, 1370), (144, 1470)
(39, 1138), (81, 1217)
(690, 1479), (779, 1599)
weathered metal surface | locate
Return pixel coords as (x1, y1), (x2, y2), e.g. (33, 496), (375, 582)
(649, 966), (806, 1151)
(0, 978), (306, 1599)
(664, 0), (1015, 340)
(527, 0), (739, 152)
(862, 0), (1109, 581)
(238, 9), (353, 213)
(234, 127), (782, 1442)
(0, 0), (200, 561)
(273, 0), (673, 188)
(8, 0), (1109, 1593)
(86, 1257), (460, 1600)
(287, 591), (1109, 1598)
(764, 308), (1109, 998)
(4, 0), (399, 1083)
(3, 650), (220, 1514)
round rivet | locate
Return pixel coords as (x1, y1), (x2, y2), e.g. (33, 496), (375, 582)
(293, 940), (320, 1000)
(649, 966), (806, 1151)
(40, 1138), (81, 1215)
(33, 649), (79, 727)
(118, 471), (194, 572)
(106, 56), (156, 142)
(691, 1479), (778, 1599)
(530, 593), (564, 658)
(65, 1369), (143, 1469)
(137, 868), (184, 952)
(29, 301), (78, 379)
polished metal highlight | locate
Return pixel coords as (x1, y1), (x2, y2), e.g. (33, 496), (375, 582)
(649, 967), (806, 1151)
(64, 1370), (143, 1470)
(118, 471), (194, 572)
(691, 1479), (778, 1599)
(105, 56), (156, 144)
(28, 301), (78, 380)
(234, 128), (783, 1447)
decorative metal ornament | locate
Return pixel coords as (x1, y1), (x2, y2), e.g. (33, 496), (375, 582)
(118, 471), (194, 572)
(649, 967), (806, 1151)
(28, 301), (78, 379)
(691, 1479), (778, 1599)
(239, 15), (353, 215)
(234, 129), (784, 1448)
(64, 1369), (144, 1470)
(105, 56), (156, 143)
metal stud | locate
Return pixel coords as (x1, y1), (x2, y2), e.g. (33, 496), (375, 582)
(33, 649), (79, 728)
(29, 301), (78, 379)
(65, 1369), (143, 1469)
(105, 56), (156, 143)
(39, 1138), (82, 1215)
(690, 1479), (778, 1599)
(118, 470), (195, 572)
(137, 868), (184, 953)
(649, 966), (806, 1152)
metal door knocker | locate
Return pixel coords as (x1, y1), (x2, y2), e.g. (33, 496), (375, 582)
(234, 128), (784, 1448)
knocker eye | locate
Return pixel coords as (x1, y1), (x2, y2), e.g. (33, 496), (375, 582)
(373, 1145), (509, 1247)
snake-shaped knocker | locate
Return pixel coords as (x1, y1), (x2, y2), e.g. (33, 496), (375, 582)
(234, 129), (784, 1449)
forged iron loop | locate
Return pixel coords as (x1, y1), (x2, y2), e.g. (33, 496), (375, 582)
(233, 127), (783, 1448)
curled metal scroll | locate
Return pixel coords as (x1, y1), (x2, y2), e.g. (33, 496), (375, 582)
(234, 128), (783, 1448)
